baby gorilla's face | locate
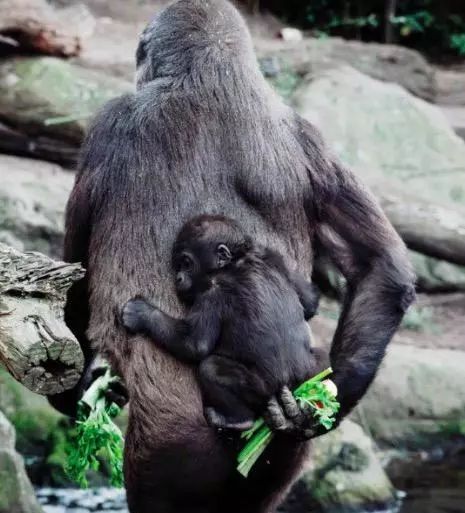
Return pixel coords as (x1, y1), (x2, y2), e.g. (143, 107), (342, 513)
(173, 241), (232, 303)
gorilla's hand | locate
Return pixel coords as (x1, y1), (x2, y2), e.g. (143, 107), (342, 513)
(81, 355), (129, 409)
(264, 387), (327, 441)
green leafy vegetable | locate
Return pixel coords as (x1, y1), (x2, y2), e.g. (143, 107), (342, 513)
(237, 368), (340, 478)
(65, 369), (124, 488)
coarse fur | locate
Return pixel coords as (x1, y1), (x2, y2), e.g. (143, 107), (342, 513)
(50, 1), (416, 512)
(122, 215), (322, 430)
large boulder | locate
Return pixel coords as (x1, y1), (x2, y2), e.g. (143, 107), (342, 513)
(351, 345), (465, 449)
(0, 410), (42, 513)
(293, 66), (465, 207)
(292, 66), (465, 290)
(257, 37), (435, 101)
(281, 420), (397, 513)
(436, 68), (465, 106)
(0, 57), (131, 165)
(0, 155), (73, 258)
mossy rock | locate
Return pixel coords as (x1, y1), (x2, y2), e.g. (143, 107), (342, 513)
(282, 421), (396, 513)
(0, 368), (68, 485)
(352, 345), (465, 449)
(0, 411), (42, 513)
(0, 57), (131, 144)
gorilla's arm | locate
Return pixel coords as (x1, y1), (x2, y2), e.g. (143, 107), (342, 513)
(314, 159), (416, 420)
(47, 174), (94, 416)
(122, 292), (222, 363)
(265, 117), (415, 437)
(48, 95), (135, 416)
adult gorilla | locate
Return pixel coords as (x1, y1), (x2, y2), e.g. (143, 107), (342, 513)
(51, 1), (415, 512)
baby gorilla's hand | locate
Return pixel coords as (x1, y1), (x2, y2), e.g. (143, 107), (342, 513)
(121, 297), (153, 334)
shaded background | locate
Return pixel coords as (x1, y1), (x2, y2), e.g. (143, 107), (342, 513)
(0, 1), (464, 512)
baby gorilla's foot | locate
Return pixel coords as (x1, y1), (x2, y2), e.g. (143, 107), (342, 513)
(121, 298), (152, 334)
(204, 407), (254, 431)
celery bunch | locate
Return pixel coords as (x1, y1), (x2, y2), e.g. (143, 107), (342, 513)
(65, 369), (124, 488)
(237, 368), (340, 477)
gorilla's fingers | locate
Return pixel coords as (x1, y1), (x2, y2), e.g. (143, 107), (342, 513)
(264, 388), (321, 440)
(106, 381), (129, 408)
(277, 387), (304, 426)
(264, 396), (290, 432)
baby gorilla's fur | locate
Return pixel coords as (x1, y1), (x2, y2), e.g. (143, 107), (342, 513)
(122, 215), (321, 430)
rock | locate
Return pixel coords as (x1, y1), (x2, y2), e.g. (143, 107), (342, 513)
(0, 368), (66, 485)
(351, 345), (465, 449)
(292, 66), (465, 287)
(0, 410), (43, 513)
(281, 421), (397, 513)
(0, 154), (73, 258)
(0, 57), (131, 164)
(440, 104), (465, 142)
(293, 66), (465, 208)
(436, 67), (465, 105)
(257, 37), (435, 101)
(279, 28), (304, 42)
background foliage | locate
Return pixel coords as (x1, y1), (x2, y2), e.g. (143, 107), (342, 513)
(260, 0), (465, 59)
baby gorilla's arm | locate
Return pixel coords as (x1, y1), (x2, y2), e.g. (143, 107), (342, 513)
(289, 273), (320, 321)
(121, 293), (222, 363)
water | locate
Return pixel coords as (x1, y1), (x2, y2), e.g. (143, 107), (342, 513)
(37, 488), (127, 513)
(391, 450), (465, 513)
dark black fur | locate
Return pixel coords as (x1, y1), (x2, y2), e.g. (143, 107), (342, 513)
(49, 1), (416, 512)
(122, 215), (321, 430)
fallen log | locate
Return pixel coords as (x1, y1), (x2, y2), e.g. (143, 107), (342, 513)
(0, 121), (78, 167)
(374, 184), (465, 267)
(0, 243), (84, 395)
(0, 0), (94, 57)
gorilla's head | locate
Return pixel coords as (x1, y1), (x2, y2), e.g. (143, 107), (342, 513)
(135, 0), (255, 88)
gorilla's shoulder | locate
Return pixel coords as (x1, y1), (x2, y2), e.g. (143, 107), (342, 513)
(87, 94), (138, 137)
(79, 93), (141, 174)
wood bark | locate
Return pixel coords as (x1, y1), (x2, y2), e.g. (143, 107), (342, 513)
(0, 0), (94, 57)
(376, 186), (465, 267)
(0, 244), (85, 395)
(0, 122), (78, 168)
(384, 0), (397, 44)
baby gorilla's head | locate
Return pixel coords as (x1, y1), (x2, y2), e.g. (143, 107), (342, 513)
(172, 215), (252, 304)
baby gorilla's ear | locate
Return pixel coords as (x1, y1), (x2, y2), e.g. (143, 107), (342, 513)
(217, 244), (232, 267)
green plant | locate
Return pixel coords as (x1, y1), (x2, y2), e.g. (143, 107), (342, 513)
(268, 0), (465, 58)
(450, 34), (465, 56)
(237, 368), (339, 477)
(65, 370), (124, 488)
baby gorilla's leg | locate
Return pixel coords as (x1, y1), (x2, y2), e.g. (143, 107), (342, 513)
(198, 356), (267, 431)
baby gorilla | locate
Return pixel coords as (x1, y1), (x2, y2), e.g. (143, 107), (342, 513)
(122, 215), (320, 430)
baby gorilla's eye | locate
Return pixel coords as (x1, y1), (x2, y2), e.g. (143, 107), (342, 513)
(180, 255), (193, 272)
